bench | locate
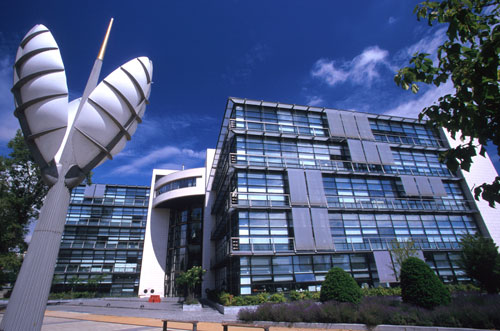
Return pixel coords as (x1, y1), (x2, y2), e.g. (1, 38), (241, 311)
(221, 322), (270, 331)
(162, 319), (198, 331)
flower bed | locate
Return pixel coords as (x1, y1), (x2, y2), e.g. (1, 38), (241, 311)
(238, 294), (500, 329)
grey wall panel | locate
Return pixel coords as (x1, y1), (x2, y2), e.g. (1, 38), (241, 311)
(347, 139), (366, 163)
(94, 184), (106, 198)
(416, 176), (433, 196)
(84, 184), (96, 198)
(288, 169), (309, 206)
(292, 207), (315, 251)
(374, 251), (397, 283)
(310, 208), (334, 250)
(305, 170), (327, 206)
(355, 114), (375, 140)
(341, 113), (359, 138)
(362, 141), (381, 164)
(325, 109), (345, 137)
(376, 143), (395, 165)
(401, 175), (419, 196)
(416, 250), (425, 261)
(429, 177), (447, 196)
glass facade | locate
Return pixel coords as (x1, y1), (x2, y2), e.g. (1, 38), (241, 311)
(210, 99), (482, 295)
(52, 184), (149, 296)
(165, 202), (204, 296)
(156, 176), (199, 196)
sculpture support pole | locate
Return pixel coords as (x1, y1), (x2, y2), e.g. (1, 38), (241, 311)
(1, 179), (71, 331)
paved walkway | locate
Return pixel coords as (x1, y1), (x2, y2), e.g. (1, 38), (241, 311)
(1, 297), (350, 331)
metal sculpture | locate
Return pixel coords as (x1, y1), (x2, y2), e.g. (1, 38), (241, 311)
(1, 19), (153, 331)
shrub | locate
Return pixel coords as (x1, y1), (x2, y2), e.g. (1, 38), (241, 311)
(289, 290), (311, 301)
(269, 293), (286, 303)
(219, 291), (234, 306)
(320, 267), (362, 304)
(362, 286), (401, 297)
(446, 283), (480, 294)
(237, 294), (500, 329)
(400, 257), (450, 309)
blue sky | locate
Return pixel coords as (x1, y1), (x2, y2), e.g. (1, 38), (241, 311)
(1, 0), (498, 186)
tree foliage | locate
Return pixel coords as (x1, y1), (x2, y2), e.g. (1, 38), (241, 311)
(176, 266), (206, 301)
(458, 233), (500, 293)
(320, 267), (362, 304)
(395, 0), (500, 206)
(0, 130), (48, 287)
(400, 257), (450, 309)
(389, 239), (420, 281)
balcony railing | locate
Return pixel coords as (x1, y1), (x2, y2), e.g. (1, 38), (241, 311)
(227, 236), (461, 255)
(325, 196), (474, 212)
(230, 119), (329, 138)
(373, 133), (445, 148)
(230, 192), (291, 208)
(59, 240), (143, 250)
(228, 119), (445, 148)
(228, 191), (474, 212)
(230, 153), (452, 177)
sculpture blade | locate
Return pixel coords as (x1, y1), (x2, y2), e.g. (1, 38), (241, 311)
(71, 56), (153, 173)
(12, 24), (68, 168)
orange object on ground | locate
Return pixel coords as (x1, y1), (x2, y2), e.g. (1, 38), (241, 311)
(148, 295), (161, 303)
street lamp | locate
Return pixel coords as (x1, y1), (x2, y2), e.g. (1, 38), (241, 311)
(1, 19), (153, 331)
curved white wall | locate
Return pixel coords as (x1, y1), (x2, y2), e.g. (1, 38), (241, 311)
(153, 168), (205, 208)
(139, 167), (206, 297)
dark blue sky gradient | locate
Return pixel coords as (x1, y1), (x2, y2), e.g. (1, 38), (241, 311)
(1, 0), (498, 185)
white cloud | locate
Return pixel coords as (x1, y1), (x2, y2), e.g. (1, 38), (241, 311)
(388, 16), (397, 24)
(112, 145), (206, 175)
(395, 27), (447, 64)
(0, 56), (19, 142)
(384, 81), (455, 118)
(311, 46), (393, 87)
(306, 95), (324, 106)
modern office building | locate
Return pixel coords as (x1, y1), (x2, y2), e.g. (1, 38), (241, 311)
(197, 97), (500, 296)
(59, 97), (500, 298)
(53, 184), (149, 296)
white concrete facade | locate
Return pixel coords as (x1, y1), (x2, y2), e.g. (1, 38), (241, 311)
(443, 130), (500, 248)
(138, 150), (215, 297)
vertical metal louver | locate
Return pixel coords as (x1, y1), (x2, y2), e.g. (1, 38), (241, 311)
(373, 251), (397, 283)
(291, 207), (315, 251)
(305, 170), (327, 206)
(376, 143), (395, 165)
(341, 113), (358, 138)
(347, 139), (366, 163)
(310, 208), (334, 250)
(429, 177), (447, 196)
(401, 175), (420, 196)
(415, 176), (434, 196)
(325, 109), (345, 137)
(287, 169), (308, 206)
(362, 141), (381, 164)
(355, 114), (375, 140)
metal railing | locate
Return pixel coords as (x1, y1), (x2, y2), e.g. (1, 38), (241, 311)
(325, 196), (474, 212)
(230, 153), (452, 177)
(230, 192), (291, 208)
(229, 119), (445, 148)
(59, 240), (143, 250)
(373, 133), (445, 148)
(228, 236), (461, 255)
(227, 191), (474, 212)
(230, 119), (329, 138)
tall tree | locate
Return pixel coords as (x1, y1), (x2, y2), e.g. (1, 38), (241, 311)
(459, 233), (500, 294)
(0, 130), (48, 287)
(395, 0), (500, 206)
